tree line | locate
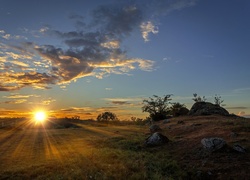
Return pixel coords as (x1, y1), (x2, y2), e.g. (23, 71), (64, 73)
(96, 93), (225, 122)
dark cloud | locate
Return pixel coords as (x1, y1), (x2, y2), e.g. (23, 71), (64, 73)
(0, 72), (58, 91)
(0, 85), (22, 91)
(92, 4), (143, 38)
(111, 101), (131, 105)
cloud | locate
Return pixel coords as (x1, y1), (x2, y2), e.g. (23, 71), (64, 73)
(0, 0), (196, 91)
(140, 21), (158, 42)
(3, 93), (40, 99)
(2, 99), (27, 104)
(0, 71), (59, 91)
(105, 88), (112, 91)
(111, 101), (131, 105)
(238, 111), (245, 116)
(226, 106), (248, 110)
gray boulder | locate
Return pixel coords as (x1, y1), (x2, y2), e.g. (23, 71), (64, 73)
(145, 132), (169, 146)
(149, 124), (161, 133)
(188, 102), (229, 116)
(201, 137), (226, 151)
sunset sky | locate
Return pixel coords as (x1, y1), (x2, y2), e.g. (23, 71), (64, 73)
(1, 0), (250, 119)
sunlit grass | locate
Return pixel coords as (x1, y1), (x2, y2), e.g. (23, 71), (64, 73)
(0, 122), (187, 179)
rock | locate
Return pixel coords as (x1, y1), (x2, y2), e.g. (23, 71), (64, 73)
(149, 124), (161, 133)
(230, 132), (238, 138)
(162, 119), (170, 124)
(233, 144), (246, 153)
(201, 137), (226, 151)
(177, 120), (185, 124)
(145, 132), (169, 146)
(188, 102), (229, 116)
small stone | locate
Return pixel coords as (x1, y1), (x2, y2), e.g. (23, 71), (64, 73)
(162, 119), (170, 124)
(230, 132), (238, 138)
(177, 120), (185, 124)
(233, 144), (246, 153)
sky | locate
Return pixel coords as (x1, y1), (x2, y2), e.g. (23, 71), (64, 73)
(0, 0), (250, 119)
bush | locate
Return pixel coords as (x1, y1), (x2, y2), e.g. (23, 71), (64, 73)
(170, 103), (189, 117)
(96, 112), (118, 122)
(142, 94), (172, 121)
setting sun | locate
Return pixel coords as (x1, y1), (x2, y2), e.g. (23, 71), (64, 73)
(34, 111), (47, 122)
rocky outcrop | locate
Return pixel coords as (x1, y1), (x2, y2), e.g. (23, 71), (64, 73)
(188, 102), (229, 116)
(145, 132), (169, 146)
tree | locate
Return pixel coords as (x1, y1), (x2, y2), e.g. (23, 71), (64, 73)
(192, 93), (206, 102)
(142, 94), (172, 121)
(96, 112), (118, 122)
(170, 102), (189, 117)
(214, 94), (224, 106)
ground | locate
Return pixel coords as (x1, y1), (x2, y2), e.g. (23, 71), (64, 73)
(0, 115), (249, 179)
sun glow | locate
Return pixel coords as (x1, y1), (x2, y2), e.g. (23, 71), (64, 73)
(34, 111), (47, 122)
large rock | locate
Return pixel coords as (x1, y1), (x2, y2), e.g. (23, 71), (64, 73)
(188, 102), (229, 116)
(201, 137), (226, 151)
(145, 132), (169, 146)
(149, 124), (161, 133)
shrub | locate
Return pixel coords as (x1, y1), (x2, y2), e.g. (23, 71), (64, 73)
(96, 112), (118, 122)
(170, 103), (189, 117)
(142, 94), (172, 121)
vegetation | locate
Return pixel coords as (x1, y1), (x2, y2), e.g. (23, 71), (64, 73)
(0, 115), (249, 179)
(214, 94), (224, 106)
(170, 102), (189, 117)
(96, 111), (118, 122)
(192, 93), (207, 102)
(142, 94), (172, 121)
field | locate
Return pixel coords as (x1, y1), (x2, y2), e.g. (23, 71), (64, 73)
(0, 115), (249, 179)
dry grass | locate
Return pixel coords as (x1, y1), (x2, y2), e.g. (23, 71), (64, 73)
(0, 115), (249, 179)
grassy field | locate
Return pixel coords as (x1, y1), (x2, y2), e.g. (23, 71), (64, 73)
(0, 115), (249, 179)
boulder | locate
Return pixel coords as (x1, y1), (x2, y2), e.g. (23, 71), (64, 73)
(149, 124), (161, 133)
(233, 144), (246, 153)
(201, 137), (226, 151)
(188, 102), (229, 116)
(145, 132), (169, 146)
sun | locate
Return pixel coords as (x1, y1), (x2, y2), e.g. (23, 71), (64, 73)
(34, 111), (47, 122)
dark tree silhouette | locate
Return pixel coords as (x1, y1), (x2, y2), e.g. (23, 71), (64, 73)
(170, 102), (189, 117)
(96, 112), (118, 121)
(142, 94), (172, 121)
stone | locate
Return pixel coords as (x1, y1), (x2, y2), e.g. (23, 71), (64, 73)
(145, 132), (169, 146)
(201, 137), (226, 151)
(230, 132), (238, 138)
(188, 102), (229, 116)
(162, 119), (170, 124)
(149, 124), (161, 133)
(233, 144), (246, 153)
(177, 120), (185, 124)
